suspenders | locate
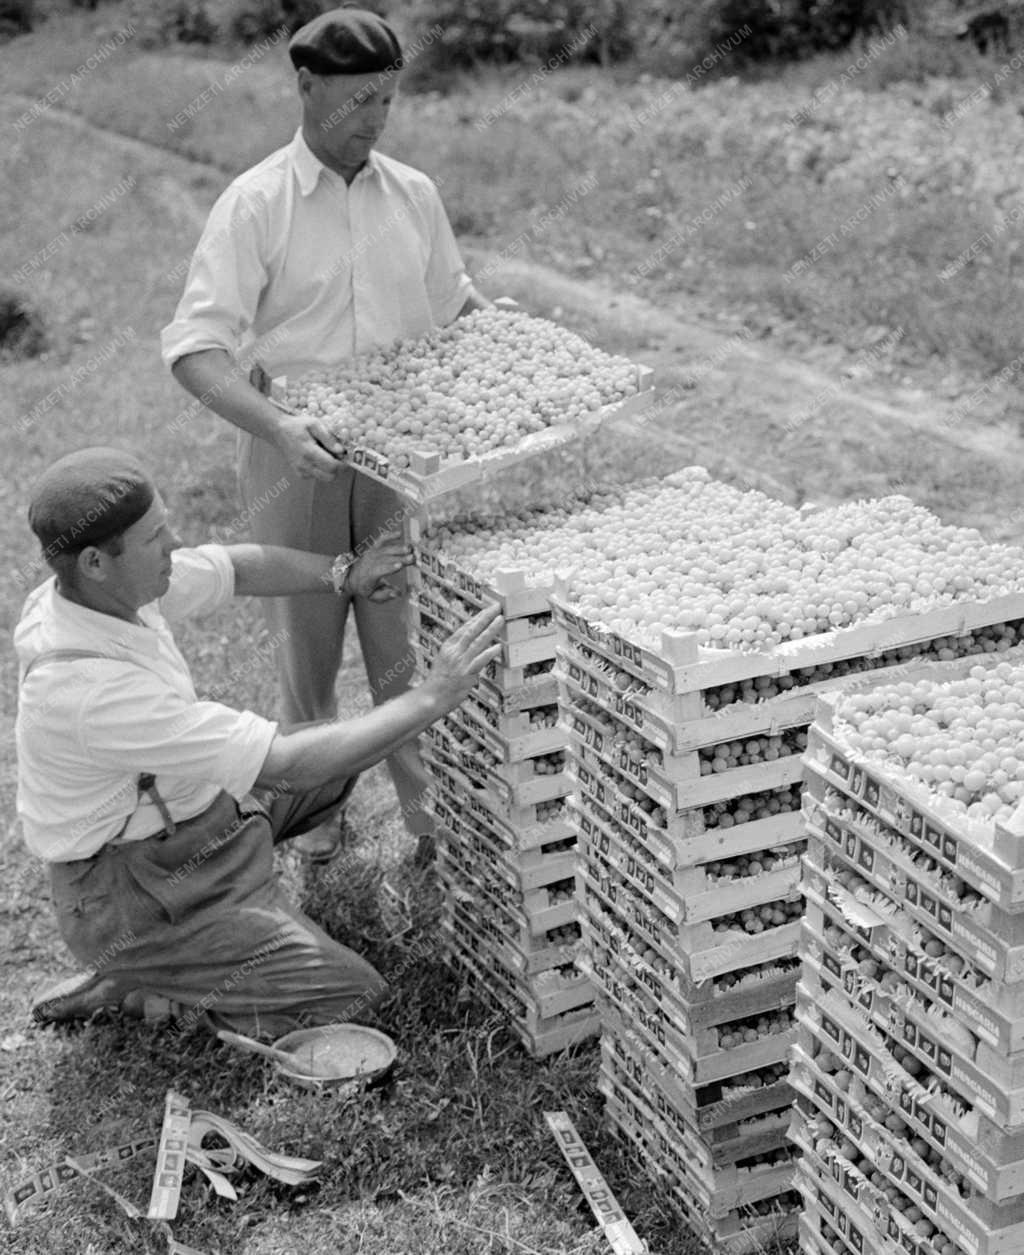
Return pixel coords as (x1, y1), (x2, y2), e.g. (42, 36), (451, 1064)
(22, 649), (178, 840)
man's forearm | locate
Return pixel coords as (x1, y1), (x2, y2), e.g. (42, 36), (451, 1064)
(228, 544), (335, 597)
(172, 348), (284, 445)
(257, 684), (445, 792)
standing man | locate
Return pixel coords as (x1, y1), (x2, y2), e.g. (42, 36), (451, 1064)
(161, 8), (492, 859)
(17, 447), (501, 1033)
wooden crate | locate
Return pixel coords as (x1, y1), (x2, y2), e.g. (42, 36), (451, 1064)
(422, 726), (569, 807)
(800, 926), (1024, 1125)
(804, 866), (1024, 1057)
(600, 1035), (793, 1166)
(601, 1071), (797, 1219)
(612, 1119), (799, 1254)
(804, 837), (1024, 1072)
(563, 713), (805, 812)
(602, 1052), (793, 1189)
(792, 1056), (1024, 1251)
(431, 795), (576, 889)
(600, 1013), (794, 1136)
(441, 918), (598, 1057)
(573, 794), (803, 925)
(584, 936), (796, 1087)
(571, 753), (804, 867)
(413, 619), (556, 694)
(411, 546), (552, 619)
(425, 757), (571, 850)
(437, 844), (576, 941)
(584, 910), (798, 1034)
(795, 1162), (882, 1255)
(802, 803), (1024, 986)
(411, 600), (556, 669)
(268, 363), (655, 505)
(794, 1002), (1024, 1202)
(551, 588), (1024, 698)
(578, 834), (803, 982)
(450, 696), (563, 762)
(806, 694), (1024, 913)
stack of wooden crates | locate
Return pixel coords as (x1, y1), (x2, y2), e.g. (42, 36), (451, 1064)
(408, 541), (601, 1056)
(793, 657), (1024, 1255)
(549, 586), (1024, 1252)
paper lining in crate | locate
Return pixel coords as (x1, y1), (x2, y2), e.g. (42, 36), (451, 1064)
(261, 310), (655, 505)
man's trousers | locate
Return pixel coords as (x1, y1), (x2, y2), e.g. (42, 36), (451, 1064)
(48, 786), (384, 1038)
(238, 432), (433, 838)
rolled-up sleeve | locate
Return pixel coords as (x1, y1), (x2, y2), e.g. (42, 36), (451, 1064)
(78, 670), (277, 800)
(160, 186), (270, 369)
(422, 182), (473, 326)
(158, 544), (235, 623)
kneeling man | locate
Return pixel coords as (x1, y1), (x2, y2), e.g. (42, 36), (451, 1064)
(16, 447), (500, 1037)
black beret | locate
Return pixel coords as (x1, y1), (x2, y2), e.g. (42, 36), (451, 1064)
(289, 7), (403, 76)
(28, 447), (155, 557)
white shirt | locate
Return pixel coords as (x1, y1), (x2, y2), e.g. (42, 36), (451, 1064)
(14, 545), (278, 863)
(160, 129), (473, 379)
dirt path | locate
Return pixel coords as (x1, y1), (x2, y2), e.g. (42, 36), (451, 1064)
(13, 92), (1024, 541)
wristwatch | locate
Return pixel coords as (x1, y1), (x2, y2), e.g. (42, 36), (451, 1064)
(330, 551), (357, 595)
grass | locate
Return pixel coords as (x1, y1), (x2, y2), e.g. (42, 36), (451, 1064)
(6, 6), (1024, 386)
(2, 9), (1023, 1253)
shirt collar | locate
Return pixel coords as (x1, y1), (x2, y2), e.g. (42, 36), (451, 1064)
(44, 579), (163, 659)
(290, 127), (381, 196)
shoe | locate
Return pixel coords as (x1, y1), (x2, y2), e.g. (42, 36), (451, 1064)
(121, 990), (185, 1024)
(31, 971), (120, 1024)
(32, 971), (184, 1026)
(289, 813), (348, 863)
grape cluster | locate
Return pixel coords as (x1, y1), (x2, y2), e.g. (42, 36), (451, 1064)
(281, 309), (639, 467)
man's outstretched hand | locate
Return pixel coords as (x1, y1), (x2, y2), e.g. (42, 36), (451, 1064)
(347, 530), (415, 602)
(423, 604), (504, 709)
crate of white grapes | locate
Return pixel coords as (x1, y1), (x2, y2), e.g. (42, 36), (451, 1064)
(264, 310), (654, 504)
(548, 469), (1024, 722)
(793, 649), (1024, 1255)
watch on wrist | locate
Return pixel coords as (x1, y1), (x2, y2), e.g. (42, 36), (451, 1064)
(330, 551), (357, 595)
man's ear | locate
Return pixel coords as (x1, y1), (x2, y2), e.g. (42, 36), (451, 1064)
(297, 66), (316, 102)
(76, 546), (106, 585)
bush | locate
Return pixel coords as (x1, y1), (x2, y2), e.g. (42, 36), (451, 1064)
(0, 0), (34, 40)
(0, 288), (47, 361)
(405, 0), (638, 74)
(219, 0), (331, 44)
(129, 0), (219, 47)
(661, 0), (913, 68)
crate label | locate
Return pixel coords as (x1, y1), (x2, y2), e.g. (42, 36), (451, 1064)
(351, 446), (390, 479)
